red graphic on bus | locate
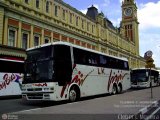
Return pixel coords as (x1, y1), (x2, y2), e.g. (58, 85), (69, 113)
(107, 70), (128, 91)
(0, 73), (22, 90)
(60, 64), (94, 98)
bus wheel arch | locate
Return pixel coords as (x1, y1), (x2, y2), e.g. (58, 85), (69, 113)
(112, 83), (118, 95)
(68, 84), (80, 102)
(118, 83), (122, 94)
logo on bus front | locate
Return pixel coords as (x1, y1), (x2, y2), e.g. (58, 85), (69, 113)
(33, 83), (47, 87)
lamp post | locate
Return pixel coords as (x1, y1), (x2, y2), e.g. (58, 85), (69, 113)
(149, 67), (153, 99)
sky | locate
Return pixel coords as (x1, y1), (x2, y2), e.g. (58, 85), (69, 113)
(63, 0), (160, 67)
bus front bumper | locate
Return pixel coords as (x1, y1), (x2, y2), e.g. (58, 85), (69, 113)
(22, 92), (55, 101)
(131, 83), (149, 88)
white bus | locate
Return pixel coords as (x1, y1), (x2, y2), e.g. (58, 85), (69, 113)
(131, 68), (160, 88)
(0, 58), (24, 97)
(22, 42), (130, 102)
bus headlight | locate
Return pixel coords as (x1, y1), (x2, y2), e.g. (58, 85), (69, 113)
(21, 88), (26, 91)
(43, 87), (54, 91)
(44, 88), (50, 91)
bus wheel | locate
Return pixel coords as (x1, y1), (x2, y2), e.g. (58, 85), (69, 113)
(118, 84), (122, 94)
(69, 86), (80, 102)
(112, 84), (117, 95)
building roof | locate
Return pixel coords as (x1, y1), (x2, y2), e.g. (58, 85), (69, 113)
(104, 18), (116, 30)
(86, 5), (98, 20)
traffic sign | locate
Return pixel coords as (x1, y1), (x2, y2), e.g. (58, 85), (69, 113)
(144, 50), (153, 60)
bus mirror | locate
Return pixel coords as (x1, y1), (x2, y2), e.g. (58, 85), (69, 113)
(146, 72), (149, 77)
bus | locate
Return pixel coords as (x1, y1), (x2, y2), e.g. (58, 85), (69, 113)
(131, 68), (160, 88)
(0, 58), (24, 97)
(22, 42), (130, 102)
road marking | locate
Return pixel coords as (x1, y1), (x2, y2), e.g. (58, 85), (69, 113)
(145, 107), (160, 120)
(68, 102), (79, 104)
(139, 107), (148, 114)
(14, 108), (42, 113)
(139, 101), (157, 114)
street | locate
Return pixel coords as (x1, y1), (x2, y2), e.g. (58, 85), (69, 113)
(0, 87), (160, 120)
(0, 98), (69, 114)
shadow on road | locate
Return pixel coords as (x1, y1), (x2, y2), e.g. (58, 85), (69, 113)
(20, 93), (113, 107)
(20, 89), (140, 107)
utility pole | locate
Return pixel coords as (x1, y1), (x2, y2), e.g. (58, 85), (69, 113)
(144, 50), (154, 99)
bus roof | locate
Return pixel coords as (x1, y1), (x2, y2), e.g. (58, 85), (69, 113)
(131, 68), (158, 71)
(0, 58), (24, 63)
(27, 41), (128, 62)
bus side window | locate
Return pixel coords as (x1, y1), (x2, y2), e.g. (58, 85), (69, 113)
(74, 48), (89, 65)
(87, 53), (98, 66)
(124, 61), (129, 70)
(153, 71), (158, 82)
(99, 55), (107, 67)
(108, 58), (114, 69)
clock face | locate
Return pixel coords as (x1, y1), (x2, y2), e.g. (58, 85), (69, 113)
(124, 8), (132, 16)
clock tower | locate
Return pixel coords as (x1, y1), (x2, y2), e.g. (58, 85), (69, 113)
(121, 0), (139, 55)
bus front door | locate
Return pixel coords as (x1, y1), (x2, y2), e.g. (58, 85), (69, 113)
(54, 45), (72, 86)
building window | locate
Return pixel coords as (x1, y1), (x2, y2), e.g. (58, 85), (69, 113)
(25, 0), (29, 4)
(70, 13), (72, 23)
(45, 39), (49, 44)
(22, 33), (28, 49)
(87, 22), (90, 31)
(36, 0), (39, 8)
(92, 25), (94, 33)
(101, 48), (106, 53)
(82, 20), (84, 29)
(8, 29), (16, 47)
(44, 37), (50, 44)
(63, 9), (65, 20)
(34, 35), (39, 46)
(76, 16), (79, 26)
(46, 1), (49, 13)
(54, 5), (58, 16)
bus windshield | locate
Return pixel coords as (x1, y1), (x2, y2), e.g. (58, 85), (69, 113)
(131, 70), (148, 82)
(23, 46), (53, 83)
(23, 45), (72, 85)
(131, 72), (148, 82)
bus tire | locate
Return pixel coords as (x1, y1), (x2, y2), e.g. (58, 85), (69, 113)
(69, 86), (80, 102)
(118, 84), (122, 94)
(112, 84), (117, 95)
